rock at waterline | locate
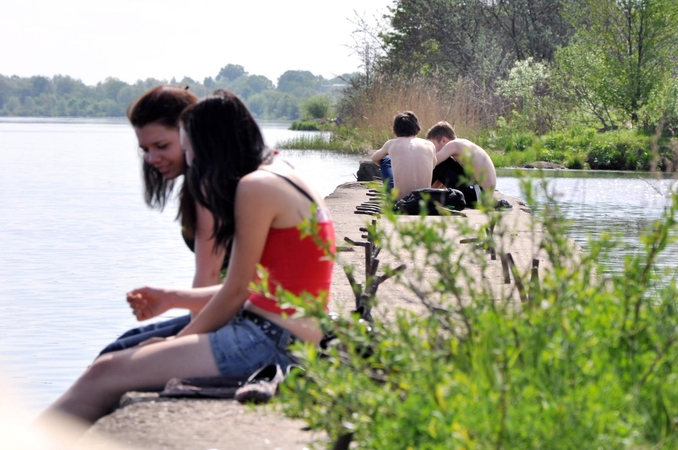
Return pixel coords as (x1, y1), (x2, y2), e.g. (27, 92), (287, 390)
(520, 161), (567, 169)
(357, 158), (380, 181)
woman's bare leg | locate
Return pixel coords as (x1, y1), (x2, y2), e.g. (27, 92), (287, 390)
(43, 333), (220, 424)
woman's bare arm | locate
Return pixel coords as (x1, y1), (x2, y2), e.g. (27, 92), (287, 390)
(126, 285), (222, 321)
(177, 176), (277, 337)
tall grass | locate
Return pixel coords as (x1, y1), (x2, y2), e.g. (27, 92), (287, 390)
(276, 134), (369, 154)
(339, 74), (505, 149)
(490, 147), (540, 167)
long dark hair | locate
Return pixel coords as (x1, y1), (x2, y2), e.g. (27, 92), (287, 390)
(181, 89), (268, 249)
(127, 85), (199, 236)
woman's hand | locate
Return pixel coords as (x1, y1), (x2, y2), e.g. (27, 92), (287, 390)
(126, 287), (174, 321)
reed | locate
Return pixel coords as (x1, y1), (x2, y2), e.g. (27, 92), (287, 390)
(341, 74), (504, 147)
(276, 133), (371, 154)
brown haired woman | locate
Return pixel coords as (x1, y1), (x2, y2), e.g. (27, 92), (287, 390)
(98, 85), (227, 355)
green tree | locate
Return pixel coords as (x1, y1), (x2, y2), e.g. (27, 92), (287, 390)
(31, 76), (52, 96)
(226, 75), (275, 100)
(277, 70), (321, 98)
(561, 0), (678, 126)
(247, 92), (267, 117)
(300, 94), (332, 120)
(480, 0), (574, 62)
(496, 57), (553, 133)
(244, 75), (274, 95)
(0, 75), (11, 109)
(116, 84), (147, 109)
(382, 0), (574, 81)
(177, 77), (209, 97)
(98, 77), (127, 101)
(53, 75), (86, 97)
(217, 64), (246, 82)
(552, 39), (616, 128)
(0, 66), (327, 119)
(266, 91), (299, 119)
(4, 96), (20, 114)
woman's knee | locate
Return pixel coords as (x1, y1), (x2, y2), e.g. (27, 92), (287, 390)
(78, 353), (127, 387)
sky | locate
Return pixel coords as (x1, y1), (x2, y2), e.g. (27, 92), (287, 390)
(0, 0), (394, 86)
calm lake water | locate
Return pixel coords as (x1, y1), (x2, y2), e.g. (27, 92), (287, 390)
(0, 118), (676, 416)
(497, 169), (678, 274)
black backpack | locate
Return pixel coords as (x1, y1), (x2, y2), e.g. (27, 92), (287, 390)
(394, 188), (466, 215)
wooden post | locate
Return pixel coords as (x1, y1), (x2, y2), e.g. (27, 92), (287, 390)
(501, 254), (511, 284)
(506, 253), (527, 303)
(486, 225), (496, 260)
(529, 259), (540, 303)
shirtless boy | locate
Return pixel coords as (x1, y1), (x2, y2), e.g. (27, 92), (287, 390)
(426, 121), (496, 206)
(371, 111), (436, 200)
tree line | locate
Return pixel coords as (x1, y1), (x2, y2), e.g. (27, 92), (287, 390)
(0, 64), (355, 120)
(339, 0), (678, 141)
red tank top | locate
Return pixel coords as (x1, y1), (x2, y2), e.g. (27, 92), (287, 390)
(248, 169), (335, 315)
(248, 218), (335, 315)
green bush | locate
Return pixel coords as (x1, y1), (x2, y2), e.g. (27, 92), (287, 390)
(490, 148), (539, 168)
(503, 132), (535, 152)
(290, 120), (321, 131)
(281, 183), (678, 448)
(565, 153), (587, 169)
(586, 141), (624, 170)
(542, 132), (567, 151)
(300, 94), (332, 120)
(537, 148), (566, 164)
(483, 127), (673, 171)
(586, 132), (654, 171)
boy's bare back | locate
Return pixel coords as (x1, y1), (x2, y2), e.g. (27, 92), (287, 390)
(377, 137), (436, 200)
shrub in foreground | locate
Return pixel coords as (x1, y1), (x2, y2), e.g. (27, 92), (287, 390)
(281, 182), (678, 448)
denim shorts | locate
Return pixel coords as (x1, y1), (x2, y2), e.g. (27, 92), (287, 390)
(208, 311), (297, 378)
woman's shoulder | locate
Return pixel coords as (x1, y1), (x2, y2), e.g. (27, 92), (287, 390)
(236, 165), (289, 201)
(237, 171), (274, 196)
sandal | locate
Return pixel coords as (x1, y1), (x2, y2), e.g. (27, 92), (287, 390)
(234, 364), (284, 404)
(495, 199), (513, 210)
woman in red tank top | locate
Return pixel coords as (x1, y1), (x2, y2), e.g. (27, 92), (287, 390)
(41, 90), (335, 425)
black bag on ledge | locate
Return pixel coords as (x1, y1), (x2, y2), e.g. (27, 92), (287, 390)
(394, 188), (466, 215)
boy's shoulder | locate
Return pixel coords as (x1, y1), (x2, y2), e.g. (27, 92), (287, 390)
(391, 135), (416, 141)
(385, 136), (413, 147)
(413, 136), (435, 144)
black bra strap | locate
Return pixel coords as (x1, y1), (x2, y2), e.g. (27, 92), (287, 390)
(260, 169), (315, 203)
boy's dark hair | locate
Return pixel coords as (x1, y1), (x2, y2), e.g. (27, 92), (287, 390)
(426, 121), (457, 141)
(393, 111), (421, 137)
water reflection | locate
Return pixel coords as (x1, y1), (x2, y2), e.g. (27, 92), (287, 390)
(497, 169), (678, 274)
